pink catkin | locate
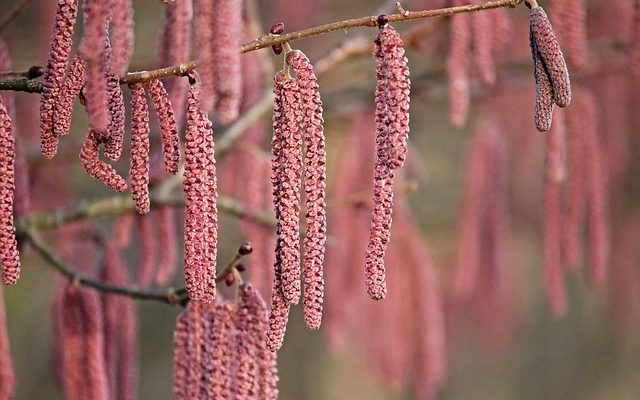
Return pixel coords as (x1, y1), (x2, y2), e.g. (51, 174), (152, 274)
(135, 215), (156, 288)
(146, 79), (180, 174)
(472, 3), (496, 85)
(249, 288), (279, 399)
(159, 1), (192, 127)
(0, 100), (19, 285)
(194, 0), (216, 112)
(546, 110), (567, 184)
(80, 0), (110, 133)
(277, 78), (303, 305)
(186, 302), (205, 400)
(447, 1), (470, 127)
(55, 55), (86, 137)
(212, 0), (243, 123)
(544, 128), (568, 318)
(530, 22), (555, 132)
(286, 50), (327, 330)
(109, 0), (134, 76)
(202, 303), (233, 399)
(630, 0), (640, 75)
(173, 307), (191, 399)
(0, 287), (15, 399)
(374, 25), (411, 171)
(579, 93), (610, 285)
(79, 129), (127, 192)
(103, 74), (125, 162)
(154, 206), (178, 286)
(40, 0), (79, 158)
(183, 83), (218, 303)
(530, 6), (572, 108)
(129, 83), (151, 215)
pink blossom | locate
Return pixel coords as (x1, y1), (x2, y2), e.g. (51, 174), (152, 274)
(194, 0), (216, 112)
(79, 129), (128, 192)
(531, 28), (555, 132)
(40, 0), (79, 158)
(546, 110), (567, 184)
(55, 55), (86, 137)
(0, 100), (19, 285)
(472, 5), (496, 85)
(286, 50), (327, 329)
(103, 74), (125, 162)
(146, 79), (180, 174)
(202, 303), (233, 399)
(233, 285), (260, 398)
(129, 83), (151, 215)
(135, 215), (156, 288)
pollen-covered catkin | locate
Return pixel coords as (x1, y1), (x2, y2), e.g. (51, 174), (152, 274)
(0, 100), (20, 285)
(104, 75), (125, 162)
(109, 0), (134, 76)
(447, 1), (470, 127)
(129, 83), (151, 215)
(183, 81), (217, 303)
(55, 55), (86, 137)
(40, 0), (79, 158)
(286, 50), (327, 330)
(530, 15), (555, 132)
(530, 6), (571, 108)
(146, 79), (180, 174)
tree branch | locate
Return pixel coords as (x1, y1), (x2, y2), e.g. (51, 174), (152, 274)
(26, 230), (252, 305)
(0, 0), (522, 93)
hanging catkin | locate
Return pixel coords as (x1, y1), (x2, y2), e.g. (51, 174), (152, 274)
(0, 99), (20, 285)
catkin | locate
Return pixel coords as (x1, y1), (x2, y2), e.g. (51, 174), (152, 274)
(0, 100), (20, 285)
(79, 129), (128, 192)
(286, 50), (327, 330)
(129, 83), (151, 215)
(55, 55), (86, 137)
(447, 2), (470, 127)
(146, 79), (180, 174)
(40, 0), (79, 158)
(109, 0), (134, 76)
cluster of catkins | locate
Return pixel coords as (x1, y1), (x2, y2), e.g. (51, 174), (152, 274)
(173, 284), (278, 399)
(267, 47), (327, 350)
(528, 2), (572, 131)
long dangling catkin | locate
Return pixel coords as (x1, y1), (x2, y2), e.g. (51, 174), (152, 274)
(135, 215), (156, 288)
(109, 0), (134, 76)
(530, 18), (555, 132)
(564, 0), (587, 69)
(0, 287), (15, 399)
(79, 129), (127, 192)
(233, 285), (261, 398)
(80, 0), (110, 133)
(146, 79), (180, 174)
(530, 6), (572, 108)
(447, 1), (470, 127)
(183, 81), (217, 303)
(212, 0), (243, 123)
(286, 50), (327, 330)
(55, 55), (85, 137)
(129, 83), (151, 215)
(268, 71), (292, 351)
(546, 110), (567, 184)
(40, 0), (79, 158)
(104, 74), (125, 162)
(277, 77), (303, 305)
(0, 100), (20, 285)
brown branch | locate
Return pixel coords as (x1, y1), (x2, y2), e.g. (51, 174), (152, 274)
(0, 0), (523, 93)
(0, 0), (33, 35)
(15, 193), (276, 236)
(26, 231), (253, 305)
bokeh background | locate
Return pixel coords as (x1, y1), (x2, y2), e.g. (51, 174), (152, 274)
(2, 0), (640, 399)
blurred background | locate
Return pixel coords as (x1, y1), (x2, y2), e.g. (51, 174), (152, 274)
(2, 0), (640, 399)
